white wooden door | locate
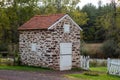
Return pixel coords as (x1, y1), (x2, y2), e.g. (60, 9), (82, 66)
(60, 43), (72, 71)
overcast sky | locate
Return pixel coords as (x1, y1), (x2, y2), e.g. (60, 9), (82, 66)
(78, 0), (118, 8)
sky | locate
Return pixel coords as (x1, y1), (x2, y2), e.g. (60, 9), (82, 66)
(78, 0), (118, 8)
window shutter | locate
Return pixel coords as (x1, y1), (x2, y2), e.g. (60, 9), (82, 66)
(31, 43), (37, 52)
(64, 24), (70, 33)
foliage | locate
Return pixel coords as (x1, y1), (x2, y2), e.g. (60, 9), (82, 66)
(81, 1), (120, 43)
(81, 0), (120, 58)
(97, 1), (120, 58)
(80, 40), (89, 56)
(69, 8), (89, 26)
(0, 8), (10, 43)
(0, 58), (14, 66)
(0, 0), (120, 58)
(101, 39), (120, 58)
(90, 60), (107, 67)
(81, 3), (98, 42)
(0, 43), (8, 51)
(81, 43), (105, 58)
(0, 0), (88, 46)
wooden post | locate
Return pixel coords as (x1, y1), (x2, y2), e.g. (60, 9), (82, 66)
(80, 56), (83, 68)
(87, 56), (90, 70)
(80, 55), (90, 70)
(107, 58), (110, 74)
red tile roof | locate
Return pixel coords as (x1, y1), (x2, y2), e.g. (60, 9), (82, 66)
(18, 14), (65, 30)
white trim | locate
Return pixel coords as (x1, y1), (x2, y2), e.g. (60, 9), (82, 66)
(66, 14), (83, 31)
(48, 14), (82, 31)
(48, 15), (67, 30)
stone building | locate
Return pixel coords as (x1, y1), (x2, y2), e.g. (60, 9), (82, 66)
(18, 14), (82, 70)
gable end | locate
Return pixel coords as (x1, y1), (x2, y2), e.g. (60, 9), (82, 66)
(48, 14), (82, 31)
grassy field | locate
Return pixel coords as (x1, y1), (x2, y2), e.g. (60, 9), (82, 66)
(66, 67), (120, 80)
(0, 65), (51, 71)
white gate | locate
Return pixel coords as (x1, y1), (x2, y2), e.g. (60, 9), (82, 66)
(80, 56), (90, 70)
(107, 58), (120, 76)
(60, 43), (72, 71)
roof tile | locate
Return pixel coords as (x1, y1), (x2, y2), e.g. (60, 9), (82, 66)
(18, 14), (65, 30)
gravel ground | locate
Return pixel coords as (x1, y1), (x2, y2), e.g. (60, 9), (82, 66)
(0, 70), (82, 80)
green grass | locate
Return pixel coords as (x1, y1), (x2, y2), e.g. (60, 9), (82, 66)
(90, 67), (107, 72)
(66, 67), (120, 80)
(0, 65), (51, 71)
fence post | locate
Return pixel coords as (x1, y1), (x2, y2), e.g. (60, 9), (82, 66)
(80, 56), (83, 68)
(83, 56), (85, 69)
(87, 56), (90, 70)
(107, 58), (110, 74)
(80, 55), (90, 70)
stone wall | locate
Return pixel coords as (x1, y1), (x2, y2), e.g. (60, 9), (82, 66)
(19, 16), (81, 70)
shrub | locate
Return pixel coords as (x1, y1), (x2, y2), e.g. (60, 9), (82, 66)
(81, 42), (105, 58)
(98, 61), (107, 67)
(0, 43), (8, 51)
(90, 59), (107, 67)
(80, 40), (89, 56)
(0, 58), (14, 66)
(101, 39), (120, 58)
(90, 60), (97, 67)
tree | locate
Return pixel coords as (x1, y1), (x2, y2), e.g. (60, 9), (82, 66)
(41, 0), (80, 12)
(100, 0), (120, 58)
(0, 8), (10, 43)
(39, 0), (88, 26)
(81, 3), (98, 42)
(69, 8), (88, 26)
(0, 0), (88, 51)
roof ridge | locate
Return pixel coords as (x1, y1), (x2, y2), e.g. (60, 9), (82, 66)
(34, 13), (65, 17)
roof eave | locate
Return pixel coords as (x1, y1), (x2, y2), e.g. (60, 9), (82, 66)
(18, 28), (48, 31)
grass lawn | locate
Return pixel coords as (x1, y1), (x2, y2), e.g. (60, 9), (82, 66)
(66, 67), (120, 80)
(90, 67), (107, 72)
(0, 65), (51, 71)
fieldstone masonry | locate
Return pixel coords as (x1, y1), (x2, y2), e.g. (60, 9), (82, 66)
(19, 16), (80, 70)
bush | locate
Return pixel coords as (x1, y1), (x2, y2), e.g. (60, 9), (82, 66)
(0, 58), (14, 66)
(0, 43), (8, 51)
(90, 59), (107, 67)
(98, 61), (107, 67)
(101, 39), (120, 58)
(90, 60), (97, 67)
(80, 40), (89, 56)
(81, 42), (105, 58)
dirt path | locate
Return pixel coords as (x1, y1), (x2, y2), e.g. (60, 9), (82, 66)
(0, 70), (82, 80)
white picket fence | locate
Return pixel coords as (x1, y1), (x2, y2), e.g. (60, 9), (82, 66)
(107, 58), (120, 76)
(80, 56), (90, 70)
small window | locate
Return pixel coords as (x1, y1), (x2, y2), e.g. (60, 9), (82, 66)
(31, 43), (37, 52)
(63, 24), (70, 33)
